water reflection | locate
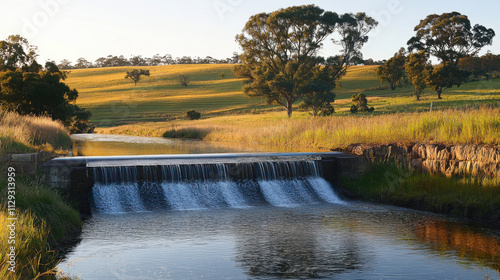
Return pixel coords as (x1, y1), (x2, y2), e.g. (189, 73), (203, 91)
(416, 220), (500, 271)
(71, 134), (324, 156)
(234, 212), (368, 278)
(59, 204), (500, 279)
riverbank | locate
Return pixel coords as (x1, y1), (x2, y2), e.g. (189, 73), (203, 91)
(340, 162), (500, 224)
(0, 111), (81, 280)
(98, 106), (500, 150)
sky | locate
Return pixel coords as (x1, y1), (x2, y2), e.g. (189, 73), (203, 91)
(1, 0), (499, 64)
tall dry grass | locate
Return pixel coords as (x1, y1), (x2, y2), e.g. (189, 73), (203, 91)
(201, 107), (500, 149)
(0, 111), (71, 153)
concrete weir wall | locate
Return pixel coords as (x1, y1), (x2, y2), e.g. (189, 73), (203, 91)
(43, 152), (368, 214)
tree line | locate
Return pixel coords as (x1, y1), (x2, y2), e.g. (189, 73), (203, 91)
(376, 12), (496, 100)
(57, 53), (241, 69)
(233, 7), (496, 118)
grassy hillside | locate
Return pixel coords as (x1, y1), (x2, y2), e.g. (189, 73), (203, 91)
(66, 64), (500, 127)
(66, 64), (263, 126)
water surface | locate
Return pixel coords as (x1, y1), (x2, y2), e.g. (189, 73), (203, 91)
(59, 203), (500, 280)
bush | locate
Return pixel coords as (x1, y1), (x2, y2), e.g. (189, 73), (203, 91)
(186, 110), (201, 120)
(179, 75), (190, 86)
(351, 92), (375, 113)
(218, 72), (225, 78)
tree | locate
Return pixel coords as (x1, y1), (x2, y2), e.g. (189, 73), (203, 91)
(125, 69), (150, 86)
(0, 61), (94, 133)
(376, 48), (406, 90)
(186, 110), (201, 120)
(0, 36), (94, 133)
(425, 62), (468, 99)
(405, 50), (430, 100)
(235, 5), (377, 118)
(58, 59), (73, 69)
(458, 56), (484, 80)
(75, 57), (93, 69)
(0, 35), (39, 71)
(130, 55), (147, 66)
(350, 92), (374, 113)
(480, 51), (500, 80)
(299, 66), (337, 116)
(179, 75), (189, 86)
(408, 12), (495, 67)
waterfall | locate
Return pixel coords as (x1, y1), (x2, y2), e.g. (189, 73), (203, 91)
(91, 161), (344, 213)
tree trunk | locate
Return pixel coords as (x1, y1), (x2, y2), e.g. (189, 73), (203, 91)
(286, 101), (293, 118)
(437, 90), (442, 99)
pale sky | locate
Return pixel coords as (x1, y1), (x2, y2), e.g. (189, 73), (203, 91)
(1, 0), (499, 64)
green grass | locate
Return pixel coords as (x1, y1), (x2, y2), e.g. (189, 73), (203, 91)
(0, 170), (82, 280)
(341, 162), (500, 221)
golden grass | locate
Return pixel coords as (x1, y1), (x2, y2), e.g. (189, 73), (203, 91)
(98, 107), (500, 150)
(0, 111), (71, 153)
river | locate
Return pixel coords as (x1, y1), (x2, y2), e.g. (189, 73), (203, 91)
(58, 134), (500, 280)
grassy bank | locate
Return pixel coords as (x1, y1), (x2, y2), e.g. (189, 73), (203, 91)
(0, 111), (71, 153)
(0, 169), (82, 279)
(341, 162), (500, 222)
(98, 106), (500, 150)
(0, 111), (81, 279)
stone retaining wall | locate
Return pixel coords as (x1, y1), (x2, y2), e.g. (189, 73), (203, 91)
(345, 143), (500, 177)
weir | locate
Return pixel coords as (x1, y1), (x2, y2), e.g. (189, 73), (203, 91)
(44, 152), (368, 214)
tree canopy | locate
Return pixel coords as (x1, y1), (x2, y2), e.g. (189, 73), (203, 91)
(0, 35), (94, 133)
(407, 12), (495, 66)
(125, 69), (150, 86)
(234, 5), (377, 117)
(405, 50), (430, 100)
(376, 48), (406, 90)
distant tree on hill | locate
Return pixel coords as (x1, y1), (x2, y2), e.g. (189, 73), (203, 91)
(350, 92), (374, 113)
(425, 62), (468, 99)
(405, 50), (430, 100)
(458, 56), (484, 81)
(235, 5), (377, 118)
(186, 110), (201, 120)
(58, 59), (73, 69)
(179, 75), (190, 86)
(125, 69), (150, 86)
(376, 48), (406, 90)
(75, 57), (93, 69)
(479, 52), (500, 80)
(130, 55), (147, 66)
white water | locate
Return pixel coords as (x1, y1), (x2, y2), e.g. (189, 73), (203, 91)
(92, 177), (343, 213)
(91, 161), (345, 213)
(92, 183), (145, 213)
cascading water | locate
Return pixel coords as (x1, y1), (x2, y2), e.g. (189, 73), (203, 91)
(91, 161), (345, 214)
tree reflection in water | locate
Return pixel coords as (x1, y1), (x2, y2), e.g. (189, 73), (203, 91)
(234, 210), (370, 278)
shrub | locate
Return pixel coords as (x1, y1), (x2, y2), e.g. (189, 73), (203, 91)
(186, 110), (201, 120)
(179, 75), (190, 86)
(351, 92), (375, 113)
(218, 72), (225, 78)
